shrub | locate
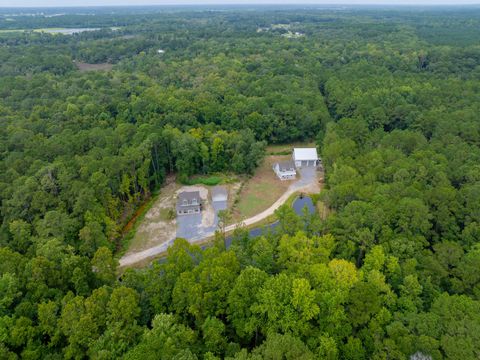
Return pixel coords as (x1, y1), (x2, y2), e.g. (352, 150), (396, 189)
(182, 176), (223, 186)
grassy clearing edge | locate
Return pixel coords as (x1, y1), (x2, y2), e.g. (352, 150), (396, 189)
(119, 191), (307, 270)
(118, 190), (323, 271)
(116, 190), (161, 259)
(181, 173), (240, 186)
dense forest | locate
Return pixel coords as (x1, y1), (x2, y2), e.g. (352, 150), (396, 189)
(1, 5), (480, 359)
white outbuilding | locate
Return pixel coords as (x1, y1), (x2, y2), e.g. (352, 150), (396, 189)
(292, 148), (319, 168)
(211, 186), (228, 203)
(273, 160), (297, 180)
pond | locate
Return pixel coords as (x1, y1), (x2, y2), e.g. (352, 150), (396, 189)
(224, 195), (315, 248)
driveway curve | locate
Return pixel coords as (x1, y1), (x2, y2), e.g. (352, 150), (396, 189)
(119, 167), (320, 267)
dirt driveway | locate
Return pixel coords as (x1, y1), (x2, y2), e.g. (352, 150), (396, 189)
(119, 167), (320, 268)
(223, 167), (320, 232)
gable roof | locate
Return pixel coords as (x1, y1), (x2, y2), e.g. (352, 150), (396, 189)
(178, 191), (200, 203)
(293, 148), (318, 161)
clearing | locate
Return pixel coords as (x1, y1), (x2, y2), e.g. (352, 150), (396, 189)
(120, 179), (241, 267)
(232, 154), (293, 222)
(119, 165), (321, 268)
(119, 145), (322, 267)
(225, 166), (321, 232)
(75, 61), (113, 72)
(124, 179), (178, 255)
(266, 142), (316, 155)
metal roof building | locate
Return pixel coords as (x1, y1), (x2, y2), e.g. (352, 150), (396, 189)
(292, 148), (319, 167)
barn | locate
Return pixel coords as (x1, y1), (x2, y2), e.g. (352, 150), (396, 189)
(292, 148), (319, 168)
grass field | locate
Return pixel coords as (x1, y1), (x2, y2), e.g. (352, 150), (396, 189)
(182, 173), (239, 186)
(0, 28), (103, 35)
(75, 62), (113, 72)
(232, 155), (291, 221)
(266, 142), (316, 155)
(0, 28), (69, 33)
(0, 29), (23, 33)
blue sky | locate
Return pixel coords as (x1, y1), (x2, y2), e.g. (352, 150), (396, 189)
(1, 0), (480, 7)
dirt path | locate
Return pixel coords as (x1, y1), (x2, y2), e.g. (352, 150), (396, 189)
(118, 168), (320, 268)
(224, 182), (316, 232)
(119, 239), (175, 268)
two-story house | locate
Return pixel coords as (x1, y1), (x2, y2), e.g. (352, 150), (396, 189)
(176, 191), (202, 215)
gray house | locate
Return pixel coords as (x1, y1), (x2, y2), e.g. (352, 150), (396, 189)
(176, 191), (201, 215)
(273, 160), (297, 180)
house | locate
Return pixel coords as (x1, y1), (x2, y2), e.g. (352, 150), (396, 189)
(292, 148), (319, 168)
(211, 186), (228, 203)
(176, 191), (201, 215)
(273, 160), (297, 180)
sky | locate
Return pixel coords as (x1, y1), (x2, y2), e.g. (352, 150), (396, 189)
(1, 0), (479, 7)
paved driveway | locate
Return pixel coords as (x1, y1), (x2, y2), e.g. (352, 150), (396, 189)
(176, 200), (227, 241)
(292, 167), (318, 191)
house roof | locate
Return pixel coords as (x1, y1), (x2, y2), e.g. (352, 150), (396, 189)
(176, 191), (201, 212)
(176, 203), (201, 212)
(178, 191), (200, 203)
(277, 160), (296, 171)
(212, 186), (228, 201)
(293, 148), (318, 161)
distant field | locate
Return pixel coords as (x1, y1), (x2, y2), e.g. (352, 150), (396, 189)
(0, 29), (23, 33)
(75, 62), (113, 72)
(0, 27), (112, 35)
(0, 28), (72, 33)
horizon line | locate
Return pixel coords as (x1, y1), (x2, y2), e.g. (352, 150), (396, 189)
(2, 2), (480, 8)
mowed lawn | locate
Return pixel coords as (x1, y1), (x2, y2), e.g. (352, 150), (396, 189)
(233, 155), (292, 221)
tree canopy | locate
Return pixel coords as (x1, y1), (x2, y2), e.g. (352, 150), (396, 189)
(1, 5), (480, 360)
